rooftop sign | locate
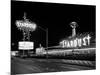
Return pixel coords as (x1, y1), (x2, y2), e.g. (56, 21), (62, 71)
(60, 34), (91, 48)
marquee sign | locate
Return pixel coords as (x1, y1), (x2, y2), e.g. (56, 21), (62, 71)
(18, 41), (34, 50)
(60, 34), (91, 48)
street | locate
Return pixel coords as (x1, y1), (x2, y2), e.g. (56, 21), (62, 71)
(11, 57), (95, 75)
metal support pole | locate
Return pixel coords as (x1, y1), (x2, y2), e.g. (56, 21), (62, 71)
(72, 28), (76, 37)
(23, 50), (24, 57)
(23, 30), (25, 41)
(46, 28), (48, 58)
(38, 26), (48, 58)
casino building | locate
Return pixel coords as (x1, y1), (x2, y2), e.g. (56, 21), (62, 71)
(36, 22), (96, 61)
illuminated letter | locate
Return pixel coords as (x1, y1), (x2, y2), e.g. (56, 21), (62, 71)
(67, 41), (70, 48)
(74, 39), (78, 47)
(60, 40), (65, 48)
(64, 40), (68, 47)
(83, 37), (87, 46)
(70, 40), (74, 47)
(60, 40), (68, 48)
(77, 38), (82, 47)
(86, 35), (91, 45)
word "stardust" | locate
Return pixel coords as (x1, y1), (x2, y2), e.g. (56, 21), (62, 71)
(60, 34), (91, 48)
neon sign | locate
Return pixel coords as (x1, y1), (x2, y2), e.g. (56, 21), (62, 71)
(60, 34), (91, 48)
(16, 20), (37, 31)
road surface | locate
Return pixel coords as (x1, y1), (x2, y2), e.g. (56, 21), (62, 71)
(11, 57), (95, 75)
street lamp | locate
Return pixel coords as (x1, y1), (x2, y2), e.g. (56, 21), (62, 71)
(38, 26), (48, 58)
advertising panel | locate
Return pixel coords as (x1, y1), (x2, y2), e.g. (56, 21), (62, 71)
(18, 41), (34, 50)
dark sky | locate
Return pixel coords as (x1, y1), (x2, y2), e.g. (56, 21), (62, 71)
(11, 1), (95, 50)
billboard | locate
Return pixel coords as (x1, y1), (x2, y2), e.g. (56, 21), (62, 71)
(18, 41), (34, 50)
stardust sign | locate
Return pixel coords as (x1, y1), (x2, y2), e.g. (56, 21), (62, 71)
(16, 20), (37, 31)
(60, 34), (91, 48)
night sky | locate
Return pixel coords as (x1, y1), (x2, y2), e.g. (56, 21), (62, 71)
(11, 1), (95, 51)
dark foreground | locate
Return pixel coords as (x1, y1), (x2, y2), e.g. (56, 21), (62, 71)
(11, 57), (95, 75)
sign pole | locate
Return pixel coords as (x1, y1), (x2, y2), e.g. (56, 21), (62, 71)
(16, 13), (37, 58)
